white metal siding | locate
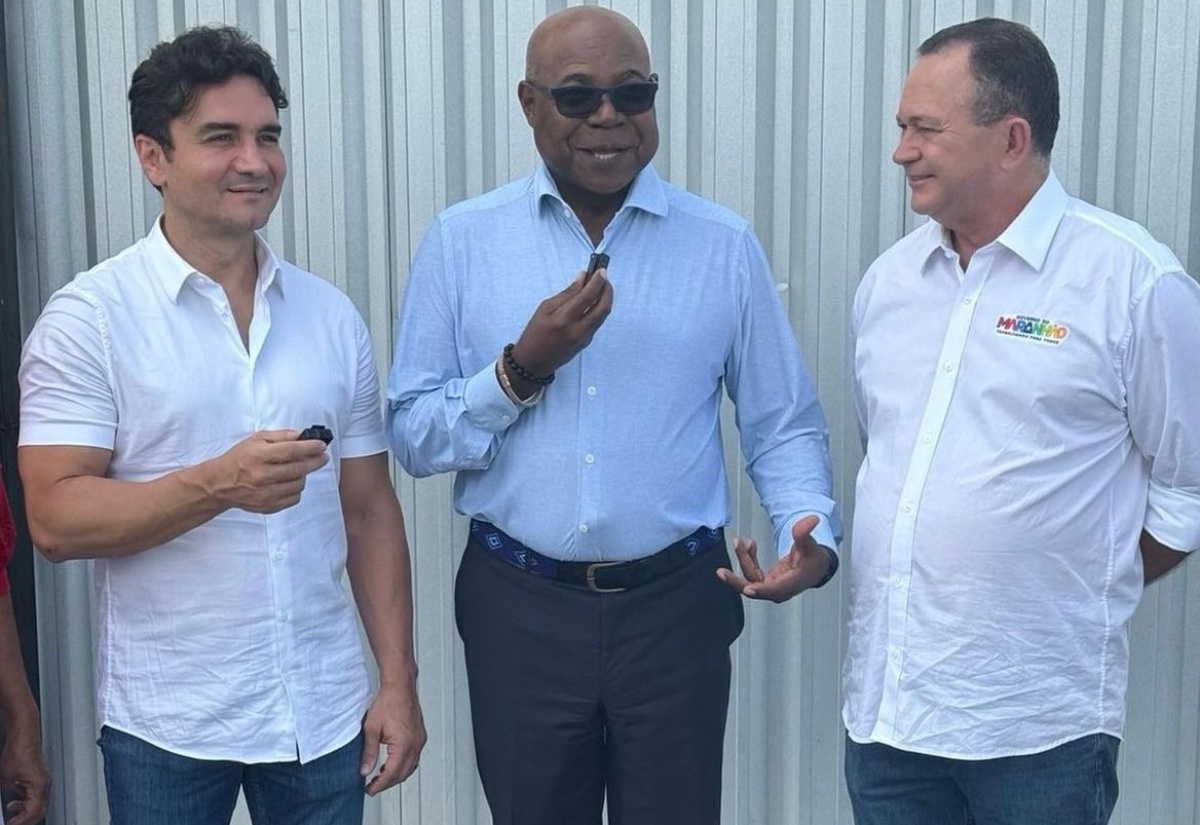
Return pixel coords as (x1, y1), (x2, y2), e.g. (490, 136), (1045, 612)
(6, 1), (1199, 823)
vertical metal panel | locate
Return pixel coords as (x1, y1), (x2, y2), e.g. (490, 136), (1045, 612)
(5, 1), (1199, 823)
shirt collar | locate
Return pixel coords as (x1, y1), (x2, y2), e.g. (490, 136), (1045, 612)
(993, 170), (1069, 272)
(919, 171), (1070, 274)
(145, 215), (284, 303)
(532, 157), (670, 220)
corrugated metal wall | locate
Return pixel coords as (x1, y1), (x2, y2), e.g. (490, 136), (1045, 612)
(5, 0), (1199, 823)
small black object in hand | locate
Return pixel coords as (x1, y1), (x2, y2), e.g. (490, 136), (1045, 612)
(298, 425), (333, 444)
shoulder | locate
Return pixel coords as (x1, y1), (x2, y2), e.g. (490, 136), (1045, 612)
(273, 260), (364, 323)
(436, 177), (534, 227)
(1058, 198), (1184, 277)
(858, 220), (941, 297)
(39, 236), (160, 321)
(659, 182), (752, 237)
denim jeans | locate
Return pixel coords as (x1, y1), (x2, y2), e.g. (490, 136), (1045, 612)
(98, 726), (365, 825)
(845, 733), (1120, 825)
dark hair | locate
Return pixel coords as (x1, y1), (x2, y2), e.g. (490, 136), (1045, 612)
(128, 25), (288, 149)
(918, 17), (1059, 158)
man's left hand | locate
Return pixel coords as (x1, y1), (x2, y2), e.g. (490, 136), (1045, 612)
(0, 726), (50, 825)
(718, 515), (833, 603)
(360, 682), (427, 796)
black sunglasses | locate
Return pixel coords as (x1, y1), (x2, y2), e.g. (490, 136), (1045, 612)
(525, 77), (659, 118)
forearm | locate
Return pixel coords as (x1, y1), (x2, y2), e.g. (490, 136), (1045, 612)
(344, 476), (418, 689)
(20, 449), (228, 561)
(386, 369), (516, 478)
(1140, 529), (1190, 585)
(0, 595), (39, 737)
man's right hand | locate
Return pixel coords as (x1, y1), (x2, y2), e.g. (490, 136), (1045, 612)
(207, 430), (330, 514)
(509, 267), (614, 378)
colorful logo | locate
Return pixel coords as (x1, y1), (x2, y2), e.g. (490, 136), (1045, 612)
(994, 314), (1069, 345)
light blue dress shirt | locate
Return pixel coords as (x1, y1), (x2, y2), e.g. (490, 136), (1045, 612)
(387, 161), (841, 562)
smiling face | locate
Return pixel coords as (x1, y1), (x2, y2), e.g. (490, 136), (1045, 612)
(136, 74), (285, 248)
(518, 8), (659, 223)
(892, 44), (1010, 238)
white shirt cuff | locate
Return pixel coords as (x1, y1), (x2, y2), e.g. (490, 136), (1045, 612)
(1145, 481), (1200, 553)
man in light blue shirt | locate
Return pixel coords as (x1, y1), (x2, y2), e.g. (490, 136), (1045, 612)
(387, 6), (840, 824)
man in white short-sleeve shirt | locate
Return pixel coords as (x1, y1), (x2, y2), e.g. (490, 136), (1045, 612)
(18, 26), (424, 825)
(845, 17), (1200, 825)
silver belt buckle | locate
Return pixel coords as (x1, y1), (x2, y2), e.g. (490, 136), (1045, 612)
(585, 561), (626, 593)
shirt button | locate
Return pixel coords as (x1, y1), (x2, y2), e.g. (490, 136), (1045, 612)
(889, 647), (900, 661)
(584, 453), (595, 464)
(943, 363), (955, 372)
(272, 549), (284, 562)
(962, 295), (974, 305)
(587, 386), (597, 396)
(578, 523), (589, 533)
(902, 502), (913, 514)
(278, 612), (289, 623)
(563, 207), (571, 218)
(892, 575), (904, 588)
(922, 433), (933, 444)
(500, 414), (512, 424)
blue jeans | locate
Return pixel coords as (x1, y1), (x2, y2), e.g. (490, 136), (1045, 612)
(845, 733), (1120, 825)
(98, 726), (365, 825)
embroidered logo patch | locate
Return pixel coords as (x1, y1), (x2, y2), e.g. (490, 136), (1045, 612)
(994, 314), (1069, 345)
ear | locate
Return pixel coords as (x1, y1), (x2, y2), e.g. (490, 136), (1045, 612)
(517, 80), (538, 126)
(1000, 116), (1033, 171)
(134, 134), (170, 189)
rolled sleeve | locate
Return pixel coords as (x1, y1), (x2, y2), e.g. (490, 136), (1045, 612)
(1124, 269), (1200, 554)
(1145, 483), (1200, 553)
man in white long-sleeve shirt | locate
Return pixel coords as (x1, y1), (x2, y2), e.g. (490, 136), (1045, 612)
(846, 17), (1200, 825)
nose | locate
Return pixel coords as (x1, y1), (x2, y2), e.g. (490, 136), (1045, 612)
(892, 129), (917, 166)
(233, 138), (271, 175)
(587, 93), (622, 125)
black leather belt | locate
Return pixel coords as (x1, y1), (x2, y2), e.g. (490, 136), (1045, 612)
(468, 519), (725, 593)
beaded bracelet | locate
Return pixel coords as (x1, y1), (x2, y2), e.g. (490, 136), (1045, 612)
(503, 343), (555, 385)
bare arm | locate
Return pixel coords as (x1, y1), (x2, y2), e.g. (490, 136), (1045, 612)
(1140, 529), (1189, 586)
(19, 432), (328, 562)
(0, 594), (49, 825)
(341, 452), (425, 795)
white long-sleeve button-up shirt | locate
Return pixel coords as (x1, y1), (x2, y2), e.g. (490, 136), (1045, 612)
(846, 172), (1200, 759)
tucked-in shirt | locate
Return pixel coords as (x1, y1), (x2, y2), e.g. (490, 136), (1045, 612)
(19, 218), (385, 763)
(847, 172), (1200, 759)
(387, 161), (840, 561)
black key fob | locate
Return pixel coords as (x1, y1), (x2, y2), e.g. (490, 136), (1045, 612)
(298, 425), (333, 445)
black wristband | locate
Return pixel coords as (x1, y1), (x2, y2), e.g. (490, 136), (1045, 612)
(503, 343), (555, 386)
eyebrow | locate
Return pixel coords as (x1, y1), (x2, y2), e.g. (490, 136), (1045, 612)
(555, 69), (652, 85)
(196, 121), (283, 135)
(896, 114), (943, 128)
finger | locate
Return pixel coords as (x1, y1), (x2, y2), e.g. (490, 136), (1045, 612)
(732, 536), (765, 582)
(364, 744), (404, 796)
(257, 428), (304, 443)
(745, 566), (806, 603)
(716, 566), (755, 594)
(360, 725), (382, 778)
(791, 514), (820, 546)
(6, 797), (41, 825)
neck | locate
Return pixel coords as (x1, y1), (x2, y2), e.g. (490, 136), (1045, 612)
(948, 168), (1048, 268)
(159, 214), (260, 289)
(553, 177), (631, 246)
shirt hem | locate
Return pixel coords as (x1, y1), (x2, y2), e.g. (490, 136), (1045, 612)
(99, 718), (362, 765)
(846, 725), (1123, 761)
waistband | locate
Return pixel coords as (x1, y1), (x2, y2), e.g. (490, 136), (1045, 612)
(468, 519), (725, 593)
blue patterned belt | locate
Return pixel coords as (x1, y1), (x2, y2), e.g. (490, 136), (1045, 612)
(468, 519), (725, 593)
